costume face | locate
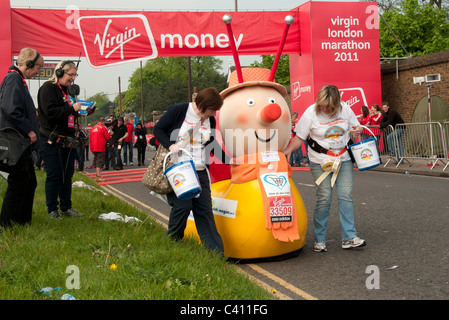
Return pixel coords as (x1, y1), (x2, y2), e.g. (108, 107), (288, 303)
(219, 86), (291, 158)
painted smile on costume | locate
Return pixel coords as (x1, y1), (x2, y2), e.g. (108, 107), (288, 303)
(254, 130), (277, 143)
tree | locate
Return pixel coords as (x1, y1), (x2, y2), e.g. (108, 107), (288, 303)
(379, 0), (449, 57)
(85, 92), (113, 125)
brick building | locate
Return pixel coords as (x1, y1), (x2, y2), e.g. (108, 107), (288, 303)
(381, 50), (449, 123)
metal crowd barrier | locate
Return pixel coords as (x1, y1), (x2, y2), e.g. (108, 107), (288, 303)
(357, 123), (448, 171)
(443, 122), (449, 171)
(395, 122), (447, 169)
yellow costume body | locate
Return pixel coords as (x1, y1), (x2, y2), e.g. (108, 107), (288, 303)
(185, 177), (307, 259)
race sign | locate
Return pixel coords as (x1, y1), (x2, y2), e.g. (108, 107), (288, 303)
(32, 63), (57, 80)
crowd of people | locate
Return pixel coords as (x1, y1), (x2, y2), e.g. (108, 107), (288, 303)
(89, 115), (148, 182)
(355, 102), (405, 158)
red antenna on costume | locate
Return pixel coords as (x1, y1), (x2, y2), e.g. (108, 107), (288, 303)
(269, 15), (294, 82)
(223, 14), (244, 84)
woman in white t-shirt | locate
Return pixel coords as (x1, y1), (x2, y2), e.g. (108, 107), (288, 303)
(284, 85), (366, 253)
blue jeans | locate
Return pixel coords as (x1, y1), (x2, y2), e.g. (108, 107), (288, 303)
(123, 142), (133, 164)
(289, 147), (303, 166)
(75, 145), (84, 170)
(309, 160), (357, 242)
(387, 127), (404, 158)
(40, 140), (76, 213)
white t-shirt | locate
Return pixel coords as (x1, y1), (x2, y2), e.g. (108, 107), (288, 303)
(294, 102), (360, 163)
(174, 103), (211, 170)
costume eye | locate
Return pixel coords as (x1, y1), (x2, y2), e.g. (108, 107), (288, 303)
(247, 98), (256, 107)
(268, 97), (276, 104)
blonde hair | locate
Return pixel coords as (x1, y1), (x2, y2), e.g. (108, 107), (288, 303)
(16, 47), (44, 68)
(314, 85), (342, 118)
(48, 60), (77, 84)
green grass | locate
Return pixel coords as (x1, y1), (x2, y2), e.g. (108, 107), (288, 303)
(0, 170), (272, 300)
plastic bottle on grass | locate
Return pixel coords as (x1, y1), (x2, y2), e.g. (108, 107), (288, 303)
(61, 293), (76, 300)
(40, 286), (62, 294)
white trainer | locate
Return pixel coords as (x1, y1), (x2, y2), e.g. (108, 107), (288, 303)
(342, 237), (366, 249)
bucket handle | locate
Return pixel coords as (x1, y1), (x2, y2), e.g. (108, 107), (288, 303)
(163, 148), (194, 173)
(360, 125), (377, 141)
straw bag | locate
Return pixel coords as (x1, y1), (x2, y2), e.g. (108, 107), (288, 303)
(142, 121), (201, 194)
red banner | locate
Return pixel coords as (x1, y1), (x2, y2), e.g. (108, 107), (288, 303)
(11, 9), (300, 68)
(289, 2), (381, 117)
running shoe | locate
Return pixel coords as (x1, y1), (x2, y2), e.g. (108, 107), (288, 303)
(342, 237), (366, 249)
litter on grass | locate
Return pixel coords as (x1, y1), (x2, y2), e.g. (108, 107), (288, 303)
(73, 181), (108, 196)
(98, 212), (142, 223)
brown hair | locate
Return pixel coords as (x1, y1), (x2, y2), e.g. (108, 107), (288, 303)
(361, 105), (369, 117)
(314, 85), (342, 118)
(195, 87), (223, 113)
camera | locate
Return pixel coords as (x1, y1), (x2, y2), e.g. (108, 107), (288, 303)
(48, 131), (79, 148)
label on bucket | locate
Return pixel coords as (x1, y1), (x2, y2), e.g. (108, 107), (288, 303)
(165, 160), (201, 200)
(350, 139), (380, 171)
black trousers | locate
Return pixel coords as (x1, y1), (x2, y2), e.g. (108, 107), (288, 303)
(0, 148), (37, 228)
(136, 142), (146, 164)
(166, 170), (224, 254)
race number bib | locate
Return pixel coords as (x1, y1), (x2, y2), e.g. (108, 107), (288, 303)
(269, 196), (293, 222)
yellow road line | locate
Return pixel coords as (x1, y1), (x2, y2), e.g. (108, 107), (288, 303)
(247, 264), (319, 300)
(234, 265), (292, 300)
(101, 184), (317, 300)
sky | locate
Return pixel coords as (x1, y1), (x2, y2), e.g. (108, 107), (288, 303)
(10, 0), (357, 101)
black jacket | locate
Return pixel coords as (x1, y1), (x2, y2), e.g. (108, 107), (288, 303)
(135, 127), (147, 145)
(0, 66), (39, 149)
(37, 80), (79, 138)
(380, 108), (405, 129)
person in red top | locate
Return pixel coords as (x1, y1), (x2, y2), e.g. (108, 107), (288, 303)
(357, 105), (371, 141)
(358, 105), (371, 125)
(123, 116), (135, 166)
(369, 104), (384, 145)
(369, 104), (383, 126)
(89, 117), (111, 182)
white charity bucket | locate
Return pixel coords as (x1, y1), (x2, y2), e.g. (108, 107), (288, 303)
(163, 148), (201, 200)
(348, 126), (381, 171)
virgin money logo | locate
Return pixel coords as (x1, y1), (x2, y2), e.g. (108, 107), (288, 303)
(291, 81), (311, 101)
(77, 14), (158, 68)
(339, 87), (368, 112)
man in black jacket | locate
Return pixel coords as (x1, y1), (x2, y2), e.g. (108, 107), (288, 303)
(380, 101), (405, 158)
(0, 47), (43, 228)
(111, 116), (128, 170)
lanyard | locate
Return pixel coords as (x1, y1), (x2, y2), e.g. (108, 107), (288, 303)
(57, 83), (72, 107)
(8, 69), (28, 89)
